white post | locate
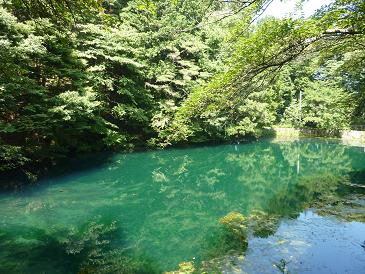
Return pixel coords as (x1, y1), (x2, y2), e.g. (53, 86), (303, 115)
(299, 89), (302, 126)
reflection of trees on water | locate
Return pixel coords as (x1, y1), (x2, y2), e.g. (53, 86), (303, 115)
(0, 140), (364, 273)
(298, 170), (365, 222)
(133, 140), (364, 270)
(0, 220), (162, 274)
(152, 141), (365, 272)
(176, 210), (281, 273)
(277, 140), (353, 175)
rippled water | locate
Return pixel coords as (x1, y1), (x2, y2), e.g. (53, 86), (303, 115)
(0, 139), (364, 273)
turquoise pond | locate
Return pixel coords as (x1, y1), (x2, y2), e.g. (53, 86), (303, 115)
(0, 139), (365, 273)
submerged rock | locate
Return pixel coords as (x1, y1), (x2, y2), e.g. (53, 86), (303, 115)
(164, 261), (195, 274)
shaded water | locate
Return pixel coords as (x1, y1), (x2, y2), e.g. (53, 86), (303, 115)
(0, 139), (365, 273)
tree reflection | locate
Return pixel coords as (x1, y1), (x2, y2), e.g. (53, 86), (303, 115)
(0, 139), (364, 272)
(0, 220), (162, 274)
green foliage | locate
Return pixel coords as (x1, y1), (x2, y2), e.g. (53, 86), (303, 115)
(0, 144), (29, 172)
(158, 17), (324, 144)
(283, 83), (354, 129)
(0, 219), (161, 273)
(60, 220), (160, 273)
(158, 1), (365, 145)
(2, 0), (103, 22)
(277, 58), (355, 130)
(1, 0), (365, 177)
(0, 7), (112, 173)
(0, 0), (235, 175)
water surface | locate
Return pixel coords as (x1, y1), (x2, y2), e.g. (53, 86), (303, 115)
(1, 139), (365, 273)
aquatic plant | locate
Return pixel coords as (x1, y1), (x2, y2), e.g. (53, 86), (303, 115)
(164, 261), (195, 274)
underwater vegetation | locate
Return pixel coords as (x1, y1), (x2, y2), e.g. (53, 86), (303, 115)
(0, 220), (162, 274)
(1, 139), (365, 273)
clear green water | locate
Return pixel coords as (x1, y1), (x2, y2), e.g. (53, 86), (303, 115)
(1, 139), (365, 273)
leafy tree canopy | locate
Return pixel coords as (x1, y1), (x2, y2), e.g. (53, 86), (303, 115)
(0, 0), (364, 180)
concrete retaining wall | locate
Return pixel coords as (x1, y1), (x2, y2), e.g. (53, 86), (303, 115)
(272, 127), (365, 147)
(342, 130), (365, 147)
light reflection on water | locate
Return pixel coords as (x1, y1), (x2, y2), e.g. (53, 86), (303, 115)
(234, 210), (365, 274)
(0, 138), (364, 273)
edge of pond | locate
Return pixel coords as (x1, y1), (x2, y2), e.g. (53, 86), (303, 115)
(1, 128), (364, 191)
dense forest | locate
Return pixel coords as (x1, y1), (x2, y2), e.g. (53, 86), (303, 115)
(0, 0), (364, 181)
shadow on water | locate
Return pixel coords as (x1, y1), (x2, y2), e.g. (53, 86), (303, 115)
(194, 170), (365, 272)
(0, 219), (162, 274)
(0, 137), (262, 193)
(348, 169), (365, 186)
(0, 151), (116, 193)
(1, 139), (365, 273)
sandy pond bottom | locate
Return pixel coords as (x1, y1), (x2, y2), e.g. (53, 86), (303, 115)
(0, 138), (364, 273)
